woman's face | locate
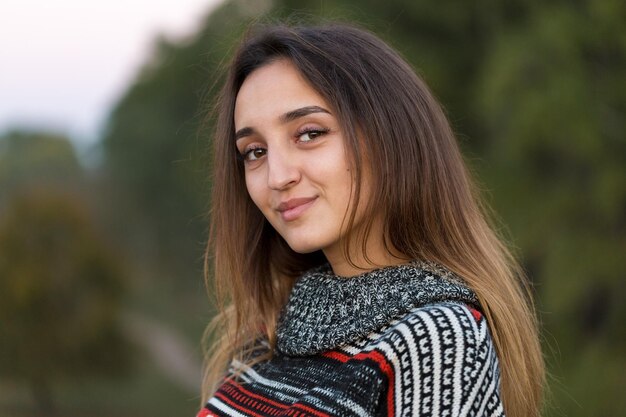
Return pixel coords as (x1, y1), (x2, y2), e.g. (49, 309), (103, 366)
(234, 59), (367, 260)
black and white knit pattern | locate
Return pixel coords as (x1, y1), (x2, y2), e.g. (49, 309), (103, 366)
(200, 262), (505, 417)
(276, 261), (479, 356)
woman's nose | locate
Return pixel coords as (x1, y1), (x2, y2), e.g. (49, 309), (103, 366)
(267, 147), (301, 190)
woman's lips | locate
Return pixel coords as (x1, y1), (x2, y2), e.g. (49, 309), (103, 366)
(277, 197), (318, 222)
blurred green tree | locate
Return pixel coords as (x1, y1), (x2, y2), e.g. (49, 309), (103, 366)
(100, 1), (256, 281)
(0, 130), (82, 204)
(0, 131), (132, 414)
(0, 192), (131, 415)
(475, 1), (626, 414)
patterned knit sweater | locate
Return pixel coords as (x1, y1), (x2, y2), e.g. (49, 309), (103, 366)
(199, 261), (505, 417)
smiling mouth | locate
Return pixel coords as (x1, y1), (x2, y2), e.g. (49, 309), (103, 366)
(278, 197), (318, 222)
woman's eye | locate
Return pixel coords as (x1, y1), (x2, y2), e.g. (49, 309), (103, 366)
(242, 146), (266, 161)
(297, 128), (328, 143)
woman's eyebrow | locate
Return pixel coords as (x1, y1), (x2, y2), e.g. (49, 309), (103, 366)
(279, 105), (331, 123)
(234, 105), (331, 141)
(235, 127), (254, 141)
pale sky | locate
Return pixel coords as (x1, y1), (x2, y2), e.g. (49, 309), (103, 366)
(0, 0), (223, 146)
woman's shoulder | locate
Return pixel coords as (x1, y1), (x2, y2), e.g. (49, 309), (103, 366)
(321, 302), (504, 416)
(360, 301), (496, 364)
(362, 302), (504, 415)
(401, 301), (486, 329)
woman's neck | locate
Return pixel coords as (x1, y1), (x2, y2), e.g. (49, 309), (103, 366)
(323, 234), (410, 277)
(326, 252), (410, 277)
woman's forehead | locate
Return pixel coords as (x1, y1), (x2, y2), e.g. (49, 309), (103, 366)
(234, 60), (330, 127)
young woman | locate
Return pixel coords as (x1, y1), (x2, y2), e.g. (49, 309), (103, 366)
(199, 23), (544, 417)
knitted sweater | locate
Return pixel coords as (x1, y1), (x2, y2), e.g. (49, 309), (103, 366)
(199, 261), (505, 417)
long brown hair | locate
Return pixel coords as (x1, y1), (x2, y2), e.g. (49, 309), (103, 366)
(203, 22), (544, 417)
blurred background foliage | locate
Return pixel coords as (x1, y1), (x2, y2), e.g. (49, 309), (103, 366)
(1, 0), (624, 416)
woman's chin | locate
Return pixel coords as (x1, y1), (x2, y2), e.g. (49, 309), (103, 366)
(282, 236), (327, 255)
(286, 242), (323, 255)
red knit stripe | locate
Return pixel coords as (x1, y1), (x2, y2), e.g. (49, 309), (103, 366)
(196, 408), (216, 417)
(229, 380), (290, 410)
(468, 306), (482, 322)
(322, 350), (351, 362)
(355, 350), (395, 417)
(217, 379), (332, 417)
(324, 349), (395, 417)
(290, 403), (332, 417)
(215, 390), (271, 417)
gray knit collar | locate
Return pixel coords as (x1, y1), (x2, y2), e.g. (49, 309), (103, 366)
(276, 260), (479, 356)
